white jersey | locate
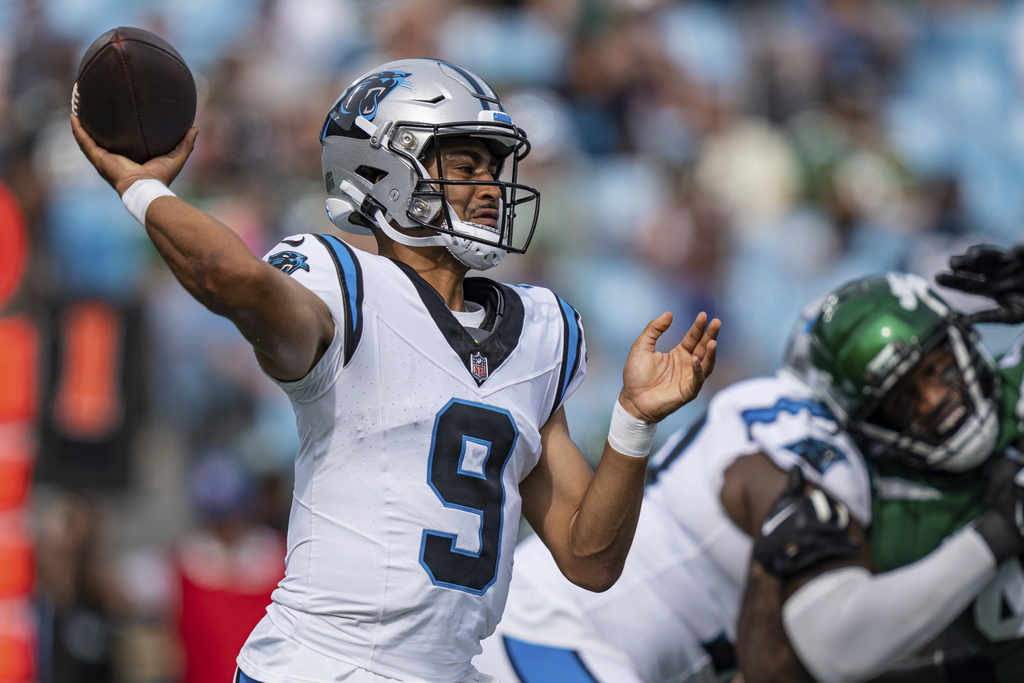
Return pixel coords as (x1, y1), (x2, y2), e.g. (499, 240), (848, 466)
(237, 234), (586, 683)
(475, 372), (871, 683)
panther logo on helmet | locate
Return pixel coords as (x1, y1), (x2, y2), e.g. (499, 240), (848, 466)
(323, 70), (411, 138)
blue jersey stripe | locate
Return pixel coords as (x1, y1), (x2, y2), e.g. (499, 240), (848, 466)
(740, 397), (832, 427)
(315, 234), (364, 366)
(235, 669), (263, 683)
(503, 636), (600, 683)
(552, 296), (582, 417)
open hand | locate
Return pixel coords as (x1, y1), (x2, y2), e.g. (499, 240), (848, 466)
(935, 243), (1024, 324)
(70, 113), (198, 196)
(618, 311), (720, 423)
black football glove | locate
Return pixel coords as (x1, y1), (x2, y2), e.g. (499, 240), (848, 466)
(934, 243), (1024, 325)
(752, 467), (861, 578)
(973, 449), (1024, 563)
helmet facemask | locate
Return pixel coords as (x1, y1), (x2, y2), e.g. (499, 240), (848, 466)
(401, 123), (540, 270)
(851, 326), (999, 472)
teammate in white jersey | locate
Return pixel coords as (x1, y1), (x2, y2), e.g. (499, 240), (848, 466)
(70, 57), (719, 683)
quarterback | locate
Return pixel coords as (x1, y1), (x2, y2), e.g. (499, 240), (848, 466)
(70, 58), (718, 683)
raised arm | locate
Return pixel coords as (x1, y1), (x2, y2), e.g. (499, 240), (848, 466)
(70, 115), (333, 381)
(521, 311), (719, 591)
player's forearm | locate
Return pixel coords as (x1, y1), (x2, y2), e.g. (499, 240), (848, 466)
(736, 561), (816, 683)
(143, 195), (271, 314)
(565, 445), (648, 591)
(782, 527), (997, 683)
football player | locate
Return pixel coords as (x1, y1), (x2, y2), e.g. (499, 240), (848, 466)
(70, 58), (719, 683)
(738, 267), (1024, 683)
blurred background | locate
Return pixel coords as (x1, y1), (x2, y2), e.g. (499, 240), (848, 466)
(1, 0), (1024, 681)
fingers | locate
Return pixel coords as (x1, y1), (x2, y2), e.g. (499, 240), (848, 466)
(70, 113), (99, 157)
(70, 113), (142, 188)
(676, 311), (709, 353)
(935, 272), (985, 292)
(949, 244), (1003, 271)
(632, 311), (720, 371)
(631, 311), (674, 354)
(686, 317), (718, 397)
(148, 127), (200, 188)
(966, 308), (1024, 326)
(686, 352), (706, 399)
(699, 338), (718, 378)
(167, 127), (200, 160)
(701, 317), (721, 353)
(683, 313), (721, 358)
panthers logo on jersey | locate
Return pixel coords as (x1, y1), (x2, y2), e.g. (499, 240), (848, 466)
(322, 70), (411, 138)
(268, 250), (310, 275)
(785, 437), (846, 474)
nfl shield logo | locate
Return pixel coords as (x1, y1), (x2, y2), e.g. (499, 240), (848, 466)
(470, 352), (489, 381)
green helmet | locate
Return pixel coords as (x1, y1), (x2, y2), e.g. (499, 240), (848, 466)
(808, 273), (998, 472)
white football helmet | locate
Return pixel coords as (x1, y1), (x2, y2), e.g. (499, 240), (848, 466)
(320, 58), (540, 270)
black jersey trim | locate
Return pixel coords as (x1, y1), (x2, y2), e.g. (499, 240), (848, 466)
(315, 234), (364, 367)
(645, 411), (708, 485)
(391, 261), (524, 386)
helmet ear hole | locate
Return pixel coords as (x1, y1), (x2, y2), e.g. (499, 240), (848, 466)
(356, 166), (387, 183)
(349, 212), (375, 230)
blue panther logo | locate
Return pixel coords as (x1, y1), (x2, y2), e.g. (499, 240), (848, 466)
(323, 70), (411, 138)
(785, 437), (846, 474)
(268, 250), (310, 275)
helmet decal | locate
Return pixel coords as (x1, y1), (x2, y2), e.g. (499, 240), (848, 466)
(322, 70), (411, 140)
(885, 272), (949, 315)
(784, 437), (848, 474)
(438, 59), (501, 110)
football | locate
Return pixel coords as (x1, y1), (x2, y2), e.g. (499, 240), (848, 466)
(72, 26), (197, 163)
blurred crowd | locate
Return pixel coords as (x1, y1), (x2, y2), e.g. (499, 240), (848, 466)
(3, 0), (1024, 681)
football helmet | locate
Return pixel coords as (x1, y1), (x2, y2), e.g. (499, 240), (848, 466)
(319, 58), (540, 270)
(808, 273), (999, 472)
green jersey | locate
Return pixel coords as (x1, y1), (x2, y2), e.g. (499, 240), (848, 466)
(870, 331), (1024, 681)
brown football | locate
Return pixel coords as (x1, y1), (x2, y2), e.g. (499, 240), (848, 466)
(72, 26), (197, 163)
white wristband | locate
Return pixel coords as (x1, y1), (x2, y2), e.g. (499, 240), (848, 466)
(607, 399), (657, 458)
(121, 178), (175, 225)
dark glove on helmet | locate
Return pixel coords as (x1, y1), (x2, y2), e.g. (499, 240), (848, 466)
(973, 450), (1024, 563)
(753, 467), (861, 578)
(935, 243), (1024, 325)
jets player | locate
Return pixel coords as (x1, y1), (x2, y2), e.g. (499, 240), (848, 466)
(70, 58), (719, 683)
(739, 267), (1024, 683)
